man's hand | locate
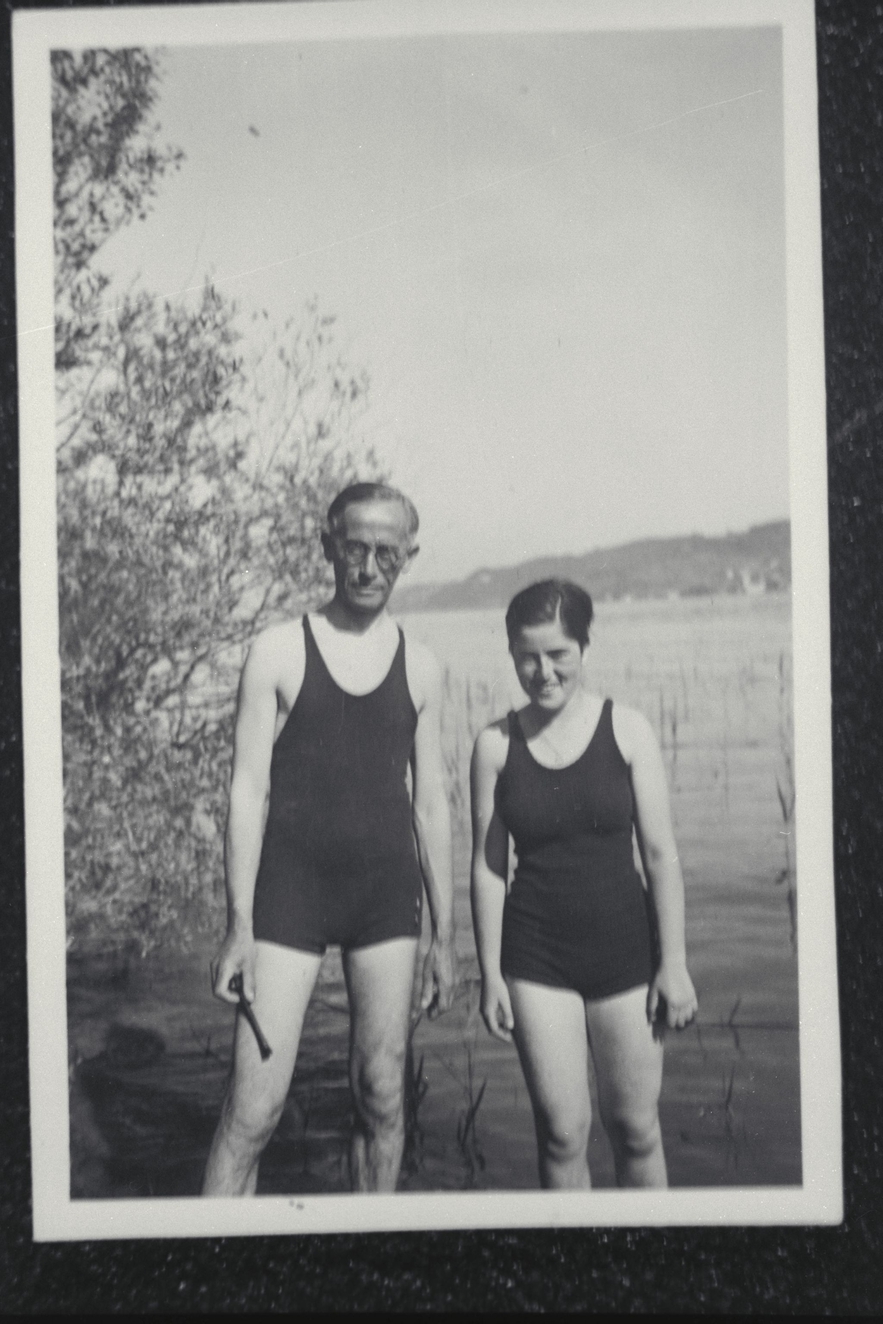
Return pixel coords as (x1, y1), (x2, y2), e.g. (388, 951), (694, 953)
(480, 973), (515, 1042)
(420, 935), (459, 1019)
(211, 920), (256, 1005)
(647, 961), (698, 1031)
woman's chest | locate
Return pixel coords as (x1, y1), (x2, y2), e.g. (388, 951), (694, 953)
(500, 752), (634, 842)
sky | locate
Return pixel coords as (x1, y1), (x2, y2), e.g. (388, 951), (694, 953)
(99, 26), (788, 585)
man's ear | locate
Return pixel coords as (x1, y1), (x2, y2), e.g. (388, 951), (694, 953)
(399, 543), (420, 576)
(320, 530), (335, 563)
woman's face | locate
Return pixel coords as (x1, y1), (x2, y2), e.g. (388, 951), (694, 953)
(510, 613), (585, 712)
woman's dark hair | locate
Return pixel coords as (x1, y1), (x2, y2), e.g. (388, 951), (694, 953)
(505, 579), (594, 650)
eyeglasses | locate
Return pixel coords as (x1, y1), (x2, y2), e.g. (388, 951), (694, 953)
(335, 537), (405, 573)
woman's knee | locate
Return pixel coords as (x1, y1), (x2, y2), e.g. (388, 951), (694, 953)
(602, 1104), (661, 1160)
(537, 1102), (591, 1164)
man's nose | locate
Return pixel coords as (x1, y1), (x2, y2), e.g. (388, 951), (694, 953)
(539, 655), (554, 680)
(359, 547), (379, 576)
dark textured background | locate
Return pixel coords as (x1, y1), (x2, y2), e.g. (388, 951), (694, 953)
(2, 0), (882, 1312)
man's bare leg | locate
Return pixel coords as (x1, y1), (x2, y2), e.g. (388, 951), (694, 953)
(343, 937), (419, 1192)
(202, 941), (322, 1196)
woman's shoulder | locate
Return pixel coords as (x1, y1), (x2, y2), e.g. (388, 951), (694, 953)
(472, 713), (513, 773)
(609, 699), (657, 761)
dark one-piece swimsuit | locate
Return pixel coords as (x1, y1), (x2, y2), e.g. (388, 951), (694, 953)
(497, 698), (657, 1001)
(252, 615), (424, 954)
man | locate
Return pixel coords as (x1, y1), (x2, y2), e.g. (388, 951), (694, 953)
(202, 482), (457, 1195)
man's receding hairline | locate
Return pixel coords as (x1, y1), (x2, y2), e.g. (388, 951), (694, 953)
(327, 485), (419, 540)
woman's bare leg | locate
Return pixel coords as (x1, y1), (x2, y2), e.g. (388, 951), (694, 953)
(507, 979), (593, 1189)
(585, 984), (667, 1188)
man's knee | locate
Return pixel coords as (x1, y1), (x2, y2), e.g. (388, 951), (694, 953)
(223, 1085), (286, 1153)
(351, 1046), (407, 1133)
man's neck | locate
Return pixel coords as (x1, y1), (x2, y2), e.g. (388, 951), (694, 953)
(320, 596), (391, 636)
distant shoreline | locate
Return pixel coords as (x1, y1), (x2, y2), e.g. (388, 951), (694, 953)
(393, 521), (791, 614)
(398, 587), (792, 620)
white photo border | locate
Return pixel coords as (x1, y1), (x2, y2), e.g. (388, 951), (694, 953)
(15, 0), (840, 1241)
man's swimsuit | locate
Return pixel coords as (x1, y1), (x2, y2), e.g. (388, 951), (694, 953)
(497, 698), (656, 1000)
(252, 615), (423, 953)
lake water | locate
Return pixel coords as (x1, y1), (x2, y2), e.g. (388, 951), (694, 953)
(68, 592), (800, 1195)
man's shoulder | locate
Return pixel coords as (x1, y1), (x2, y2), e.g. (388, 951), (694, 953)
(397, 627), (442, 709)
(245, 618), (305, 678)
(253, 616), (304, 651)
(398, 628), (439, 673)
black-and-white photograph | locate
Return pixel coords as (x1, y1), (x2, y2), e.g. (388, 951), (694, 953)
(15, 0), (839, 1238)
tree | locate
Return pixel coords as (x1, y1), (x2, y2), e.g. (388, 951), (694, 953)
(52, 49), (183, 372)
(55, 49), (379, 953)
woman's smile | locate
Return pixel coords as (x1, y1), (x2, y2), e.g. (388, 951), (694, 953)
(511, 616), (585, 710)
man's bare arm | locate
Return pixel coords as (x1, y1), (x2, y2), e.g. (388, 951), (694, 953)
(211, 633), (280, 1005)
(470, 724), (514, 1041)
(408, 643), (458, 1017)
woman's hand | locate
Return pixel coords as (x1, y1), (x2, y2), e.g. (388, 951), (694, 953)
(647, 962), (698, 1030)
(481, 974), (515, 1041)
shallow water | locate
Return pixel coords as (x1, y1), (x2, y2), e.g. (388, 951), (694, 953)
(68, 593), (800, 1196)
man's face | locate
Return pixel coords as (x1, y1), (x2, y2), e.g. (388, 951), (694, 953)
(324, 499), (416, 614)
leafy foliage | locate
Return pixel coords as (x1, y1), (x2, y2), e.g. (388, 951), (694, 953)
(55, 50), (379, 953)
(52, 49), (183, 372)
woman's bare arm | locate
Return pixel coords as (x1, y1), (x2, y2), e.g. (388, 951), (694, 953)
(616, 707), (698, 1030)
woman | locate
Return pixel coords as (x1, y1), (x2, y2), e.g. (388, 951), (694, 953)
(470, 579), (697, 1189)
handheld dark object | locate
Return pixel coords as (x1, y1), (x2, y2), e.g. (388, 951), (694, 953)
(229, 973), (272, 1060)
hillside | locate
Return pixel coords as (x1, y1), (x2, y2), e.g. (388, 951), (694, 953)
(392, 521), (790, 613)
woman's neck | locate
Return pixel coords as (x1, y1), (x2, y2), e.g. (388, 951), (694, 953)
(526, 685), (593, 735)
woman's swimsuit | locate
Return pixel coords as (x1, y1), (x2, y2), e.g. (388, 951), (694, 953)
(252, 615), (423, 953)
(497, 698), (656, 1000)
